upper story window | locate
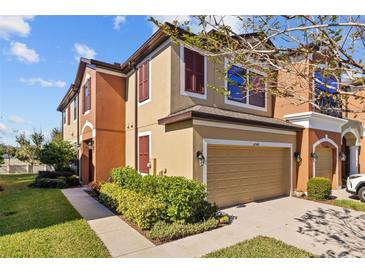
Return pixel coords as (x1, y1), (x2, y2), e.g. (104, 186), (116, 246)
(73, 97), (77, 120)
(62, 110), (66, 125)
(225, 64), (267, 110)
(67, 105), (71, 125)
(180, 46), (206, 99)
(314, 69), (341, 117)
(138, 60), (150, 103)
(83, 78), (91, 114)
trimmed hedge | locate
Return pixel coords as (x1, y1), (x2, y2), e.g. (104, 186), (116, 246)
(307, 177), (332, 200)
(99, 183), (165, 230)
(32, 178), (68, 189)
(148, 218), (219, 241)
(109, 167), (217, 223)
(32, 171), (80, 189)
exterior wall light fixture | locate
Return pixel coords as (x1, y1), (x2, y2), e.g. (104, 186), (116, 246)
(311, 152), (318, 161)
(339, 151), (346, 161)
(196, 151), (205, 166)
(294, 152), (302, 163)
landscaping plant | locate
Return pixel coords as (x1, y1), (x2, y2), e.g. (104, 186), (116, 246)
(307, 177), (332, 200)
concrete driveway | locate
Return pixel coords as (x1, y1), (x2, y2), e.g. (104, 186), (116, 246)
(123, 197), (365, 258)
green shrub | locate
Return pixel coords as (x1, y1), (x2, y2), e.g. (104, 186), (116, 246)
(109, 167), (217, 224)
(110, 166), (141, 190)
(32, 178), (68, 189)
(307, 177), (332, 200)
(149, 218), (219, 241)
(99, 183), (165, 230)
(65, 175), (79, 186)
(37, 170), (74, 179)
(218, 215), (230, 224)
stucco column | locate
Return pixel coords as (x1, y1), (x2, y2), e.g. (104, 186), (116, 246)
(349, 145), (359, 175)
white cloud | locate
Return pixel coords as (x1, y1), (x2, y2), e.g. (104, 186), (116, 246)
(20, 77), (66, 88)
(9, 41), (39, 63)
(114, 16), (127, 30)
(0, 123), (8, 135)
(74, 43), (96, 61)
(0, 16), (34, 40)
(8, 115), (26, 124)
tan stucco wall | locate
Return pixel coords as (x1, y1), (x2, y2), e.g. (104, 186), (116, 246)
(170, 43), (274, 117)
(192, 123), (298, 188)
(62, 97), (78, 144)
(125, 72), (136, 167)
(139, 121), (193, 178)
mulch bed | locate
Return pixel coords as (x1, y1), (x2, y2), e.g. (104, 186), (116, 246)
(84, 187), (229, 245)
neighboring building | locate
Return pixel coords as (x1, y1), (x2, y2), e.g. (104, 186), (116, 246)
(57, 27), (365, 208)
(0, 156), (50, 174)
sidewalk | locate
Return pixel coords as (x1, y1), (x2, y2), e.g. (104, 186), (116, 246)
(62, 187), (154, 257)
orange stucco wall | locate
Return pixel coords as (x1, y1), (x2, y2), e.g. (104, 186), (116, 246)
(78, 68), (126, 185)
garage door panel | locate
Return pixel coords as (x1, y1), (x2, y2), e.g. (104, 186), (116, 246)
(207, 144), (291, 207)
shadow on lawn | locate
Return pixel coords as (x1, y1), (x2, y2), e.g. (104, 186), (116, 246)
(295, 207), (365, 257)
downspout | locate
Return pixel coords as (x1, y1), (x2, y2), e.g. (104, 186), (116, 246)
(77, 91), (80, 179)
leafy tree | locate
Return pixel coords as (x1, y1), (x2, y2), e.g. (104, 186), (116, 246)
(50, 127), (62, 142)
(0, 145), (4, 165)
(151, 16), (365, 116)
(38, 139), (76, 171)
(15, 130), (45, 172)
(0, 144), (17, 166)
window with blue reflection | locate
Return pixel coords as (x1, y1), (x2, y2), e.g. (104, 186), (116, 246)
(227, 65), (247, 103)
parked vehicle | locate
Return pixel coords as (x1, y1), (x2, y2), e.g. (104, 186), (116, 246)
(346, 174), (365, 202)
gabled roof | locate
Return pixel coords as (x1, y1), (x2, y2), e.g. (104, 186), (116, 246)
(57, 58), (122, 111)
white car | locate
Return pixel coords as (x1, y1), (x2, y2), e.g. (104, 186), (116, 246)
(347, 174), (365, 202)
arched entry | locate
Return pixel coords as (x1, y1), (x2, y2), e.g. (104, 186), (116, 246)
(313, 135), (338, 188)
(342, 128), (360, 177)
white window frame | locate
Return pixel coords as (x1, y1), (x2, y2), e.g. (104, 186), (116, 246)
(137, 131), (152, 175)
(137, 59), (152, 107)
(180, 45), (208, 100)
(73, 97), (77, 122)
(224, 58), (268, 111)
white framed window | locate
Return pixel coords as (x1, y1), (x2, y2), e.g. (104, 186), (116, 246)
(180, 46), (207, 100)
(224, 59), (268, 111)
(137, 131), (152, 175)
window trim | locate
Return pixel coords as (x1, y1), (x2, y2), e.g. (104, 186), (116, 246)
(67, 105), (71, 126)
(137, 131), (151, 175)
(83, 76), (91, 115)
(73, 97), (77, 121)
(180, 45), (208, 100)
(224, 58), (268, 111)
(137, 59), (152, 107)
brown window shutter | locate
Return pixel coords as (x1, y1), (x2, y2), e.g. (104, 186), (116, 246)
(184, 48), (194, 91)
(88, 78), (91, 111)
(138, 135), (149, 173)
(138, 61), (149, 103)
(82, 85), (85, 114)
(194, 53), (205, 94)
(67, 105), (71, 125)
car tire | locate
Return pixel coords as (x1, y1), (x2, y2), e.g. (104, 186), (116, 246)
(359, 186), (365, 203)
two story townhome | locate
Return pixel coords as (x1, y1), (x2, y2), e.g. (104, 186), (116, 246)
(58, 26), (365, 208)
(57, 58), (126, 184)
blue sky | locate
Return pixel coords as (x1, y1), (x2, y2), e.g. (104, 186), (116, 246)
(0, 15), (159, 145)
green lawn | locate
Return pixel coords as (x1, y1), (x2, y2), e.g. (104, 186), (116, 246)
(203, 236), (317, 258)
(333, 199), (365, 212)
(0, 174), (109, 257)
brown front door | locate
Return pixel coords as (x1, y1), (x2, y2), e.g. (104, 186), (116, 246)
(88, 148), (93, 182)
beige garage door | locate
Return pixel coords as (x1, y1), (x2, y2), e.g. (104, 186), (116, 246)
(207, 144), (291, 208)
(315, 147), (333, 180)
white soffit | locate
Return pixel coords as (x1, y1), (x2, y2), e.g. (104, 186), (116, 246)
(284, 111), (348, 133)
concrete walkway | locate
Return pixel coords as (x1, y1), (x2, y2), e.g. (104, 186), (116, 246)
(122, 197), (365, 258)
(62, 187), (154, 257)
(63, 187), (365, 258)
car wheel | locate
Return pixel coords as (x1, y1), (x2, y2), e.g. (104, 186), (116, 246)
(359, 186), (365, 203)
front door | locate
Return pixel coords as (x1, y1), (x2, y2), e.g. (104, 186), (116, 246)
(88, 148), (93, 182)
